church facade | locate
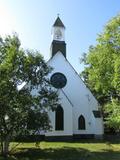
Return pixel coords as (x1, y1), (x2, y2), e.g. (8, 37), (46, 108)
(45, 17), (104, 140)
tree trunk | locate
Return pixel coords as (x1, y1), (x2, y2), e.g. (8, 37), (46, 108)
(3, 140), (9, 157)
(0, 140), (4, 155)
(0, 133), (4, 156)
(2, 134), (11, 157)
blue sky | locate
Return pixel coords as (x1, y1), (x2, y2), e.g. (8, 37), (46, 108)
(0, 0), (120, 73)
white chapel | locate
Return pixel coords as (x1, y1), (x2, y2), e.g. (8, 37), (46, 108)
(44, 16), (104, 140)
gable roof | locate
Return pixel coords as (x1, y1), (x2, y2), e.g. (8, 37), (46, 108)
(61, 89), (74, 107)
(47, 51), (99, 105)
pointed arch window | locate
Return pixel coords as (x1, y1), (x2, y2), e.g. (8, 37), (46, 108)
(78, 115), (86, 130)
(55, 105), (64, 130)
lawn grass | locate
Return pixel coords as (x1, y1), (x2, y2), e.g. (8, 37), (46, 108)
(0, 139), (120, 160)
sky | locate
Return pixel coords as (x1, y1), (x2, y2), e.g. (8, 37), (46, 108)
(0, 0), (120, 73)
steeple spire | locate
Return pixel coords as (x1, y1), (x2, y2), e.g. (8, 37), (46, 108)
(53, 16), (65, 28)
(50, 16), (66, 58)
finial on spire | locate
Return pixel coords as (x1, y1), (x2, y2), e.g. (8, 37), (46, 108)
(53, 15), (65, 28)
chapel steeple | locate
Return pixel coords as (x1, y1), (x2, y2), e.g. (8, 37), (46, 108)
(50, 16), (66, 58)
(53, 16), (65, 28)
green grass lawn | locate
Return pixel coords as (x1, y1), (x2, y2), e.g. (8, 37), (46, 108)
(0, 139), (120, 160)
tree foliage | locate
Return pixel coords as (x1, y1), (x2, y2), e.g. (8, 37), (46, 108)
(0, 34), (59, 156)
(104, 99), (120, 132)
(80, 14), (120, 131)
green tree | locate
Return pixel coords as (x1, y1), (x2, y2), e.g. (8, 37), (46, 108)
(104, 99), (120, 132)
(0, 34), (59, 156)
(80, 14), (120, 130)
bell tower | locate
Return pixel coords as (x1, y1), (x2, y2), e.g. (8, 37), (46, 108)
(50, 16), (66, 58)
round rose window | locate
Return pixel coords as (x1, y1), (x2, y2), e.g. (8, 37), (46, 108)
(50, 72), (67, 89)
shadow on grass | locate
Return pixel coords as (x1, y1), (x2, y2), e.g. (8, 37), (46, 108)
(1, 146), (119, 160)
(12, 136), (120, 144)
(72, 137), (120, 144)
